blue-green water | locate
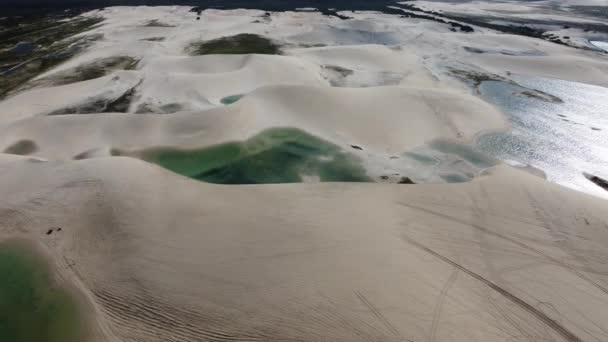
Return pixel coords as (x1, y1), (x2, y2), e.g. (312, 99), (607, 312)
(141, 127), (370, 184)
(0, 241), (84, 342)
(220, 94), (244, 105)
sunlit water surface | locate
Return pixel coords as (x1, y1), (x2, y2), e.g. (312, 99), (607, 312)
(475, 77), (608, 199)
(591, 41), (608, 52)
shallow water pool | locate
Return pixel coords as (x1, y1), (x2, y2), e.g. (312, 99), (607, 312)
(141, 127), (370, 184)
(0, 241), (84, 342)
(220, 94), (244, 105)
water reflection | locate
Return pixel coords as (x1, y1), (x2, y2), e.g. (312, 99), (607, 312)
(590, 41), (608, 52)
(475, 77), (608, 198)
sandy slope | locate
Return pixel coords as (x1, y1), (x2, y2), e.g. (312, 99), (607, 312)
(135, 54), (326, 108)
(288, 44), (440, 87)
(0, 85), (505, 160)
(1, 156), (607, 342)
(0, 72), (141, 124)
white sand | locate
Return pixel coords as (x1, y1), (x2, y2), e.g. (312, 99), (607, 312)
(0, 72), (141, 123)
(135, 54), (326, 108)
(1, 156), (608, 342)
(1, 5), (608, 342)
(0, 85), (505, 163)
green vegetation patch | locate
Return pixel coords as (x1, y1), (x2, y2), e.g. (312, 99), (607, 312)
(0, 241), (84, 342)
(449, 68), (505, 88)
(20, 56), (139, 91)
(143, 20), (175, 28)
(138, 128), (370, 184)
(47, 80), (140, 115)
(0, 15), (103, 99)
(140, 37), (166, 42)
(3, 139), (38, 155)
(185, 33), (281, 55)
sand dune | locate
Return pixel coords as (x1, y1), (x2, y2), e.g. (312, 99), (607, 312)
(135, 54), (326, 109)
(289, 44), (439, 87)
(0, 84), (505, 160)
(1, 156), (608, 342)
(1, 5), (608, 342)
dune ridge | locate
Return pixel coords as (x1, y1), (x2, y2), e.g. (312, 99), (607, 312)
(1, 155), (608, 341)
(1, 4), (608, 342)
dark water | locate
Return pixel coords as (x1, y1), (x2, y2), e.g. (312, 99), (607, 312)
(0, 241), (84, 342)
(0, 0), (397, 14)
(0, 0), (552, 7)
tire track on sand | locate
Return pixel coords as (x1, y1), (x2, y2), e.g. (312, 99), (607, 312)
(354, 291), (409, 341)
(397, 201), (608, 297)
(429, 268), (459, 342)
(399, 234), (581, 342)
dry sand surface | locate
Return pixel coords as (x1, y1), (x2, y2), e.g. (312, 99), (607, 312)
(1, 4), (608, 342)
(0, 85), (505, 160)
(1, 156), (608, 342)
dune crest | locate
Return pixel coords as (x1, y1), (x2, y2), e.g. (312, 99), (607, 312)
(1, 156), (608, 341)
